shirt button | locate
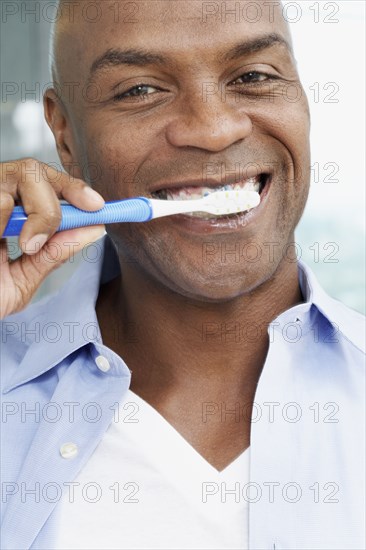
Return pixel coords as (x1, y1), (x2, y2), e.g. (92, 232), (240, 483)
(95, 355), (111, 372)
(60, 442), (78, 459)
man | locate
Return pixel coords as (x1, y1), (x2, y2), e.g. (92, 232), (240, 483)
(0, 1), (364, 549)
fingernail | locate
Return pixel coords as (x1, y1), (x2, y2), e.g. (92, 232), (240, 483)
(23, 234), (48, 255)
(84, 186), (104, 204)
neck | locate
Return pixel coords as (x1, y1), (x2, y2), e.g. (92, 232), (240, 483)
(96, 255), (303, 406)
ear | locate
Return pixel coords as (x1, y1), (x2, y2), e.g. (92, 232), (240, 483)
(43, 88), (82, 179)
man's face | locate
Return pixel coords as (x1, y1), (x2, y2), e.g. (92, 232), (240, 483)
(54, 0), (310, 301)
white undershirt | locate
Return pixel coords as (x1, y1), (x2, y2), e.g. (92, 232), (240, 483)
(55, 390), (250, 550)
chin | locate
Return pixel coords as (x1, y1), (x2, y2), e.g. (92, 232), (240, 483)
(158, 261), (273, 303)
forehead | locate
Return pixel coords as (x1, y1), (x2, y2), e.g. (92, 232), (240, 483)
(63, 1), (288, 40)
(55, 0), (290, 80)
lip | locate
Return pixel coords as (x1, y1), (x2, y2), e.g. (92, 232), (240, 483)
(152, 173), (272, 234)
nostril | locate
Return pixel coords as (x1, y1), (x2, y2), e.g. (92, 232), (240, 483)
(165, 107), (252, 152)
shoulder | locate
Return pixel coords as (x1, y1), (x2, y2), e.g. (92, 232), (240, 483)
(299, 261), (365, 355)
(0, 293), (56, 389)
(324, 295), (365, 354)
(1, 292), (56, 345)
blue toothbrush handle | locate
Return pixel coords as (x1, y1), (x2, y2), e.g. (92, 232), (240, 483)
(2, 198), (153, 237)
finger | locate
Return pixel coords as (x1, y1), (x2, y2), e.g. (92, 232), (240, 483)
(23, 161), (105, 211)
(0, 240), (18, 319)
(39, 224), (106, 265)
(2, 159), (65, 252)
(18, 183), (104, 256)
(1, 159), (104, 209)
(57, 179), (105, 211)
(17, 177), (63, 254)
(1, 159), (105, 254)
(11, 225), (106, 291)
(8, 161), (103, 254)
(0, 191), (15, 238)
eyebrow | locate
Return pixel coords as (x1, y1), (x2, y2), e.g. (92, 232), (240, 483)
(221, 33), (292, 61)
(89, 33), (291, 78)
(90, 49), (166, 76)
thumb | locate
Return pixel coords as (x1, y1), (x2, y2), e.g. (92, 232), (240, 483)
(23, 224), (106, 281)
(30, 225), (105, 276)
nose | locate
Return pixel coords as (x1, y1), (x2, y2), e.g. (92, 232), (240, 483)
(165, 90), (252, 152)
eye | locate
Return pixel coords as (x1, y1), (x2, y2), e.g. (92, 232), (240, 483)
(114, 84), (160, 101)
(231, 71), (276, 85)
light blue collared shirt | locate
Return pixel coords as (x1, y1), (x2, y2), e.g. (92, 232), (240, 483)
(1, 235), (365, 550)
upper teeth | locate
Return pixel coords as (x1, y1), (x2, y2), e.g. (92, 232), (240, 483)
(154, 177), (260, 200)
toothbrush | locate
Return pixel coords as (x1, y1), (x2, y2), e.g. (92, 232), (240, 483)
(3, 189), (260, 237)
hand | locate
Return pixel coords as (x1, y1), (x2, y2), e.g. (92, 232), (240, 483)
(0, 158), (105, 320)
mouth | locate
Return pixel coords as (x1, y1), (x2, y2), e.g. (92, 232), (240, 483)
(151, 173), (269, 219)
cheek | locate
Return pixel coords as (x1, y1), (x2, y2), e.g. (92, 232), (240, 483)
(263, 98), (311, 212)
(281, 96), (311, 172)
(78, 117), (158, 197)
(250, 89), (311, 159)
(81, 141), (140, 198)
(285, 106), (311, 220)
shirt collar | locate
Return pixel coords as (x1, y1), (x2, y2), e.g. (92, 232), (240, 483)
(294, 260), (365, 352)
(3, 233), (120, 393)
(4, 241), (364, 393)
